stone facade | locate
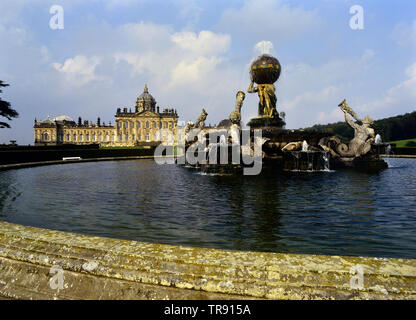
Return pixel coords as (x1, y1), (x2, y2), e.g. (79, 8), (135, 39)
(34, 85), (179, 146)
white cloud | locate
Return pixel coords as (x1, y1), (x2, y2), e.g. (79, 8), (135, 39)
(316, 107), (344, 125)
(391, 20), (416, 47)
(276, 50), (380, 128)
(171, 30), (230, 56)
(357, 62), (416, 115)
(218, 0), (322, 42)
(103, 0), (147, 9)
(173, 0), (203, 28)
(282, 86), (342, 127)
(170, 56), (223, 87)
(52, 55), (108, 86)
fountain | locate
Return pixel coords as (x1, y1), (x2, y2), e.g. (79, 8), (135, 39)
(386, 144), (392, 155)
(322, 152), (330, 171)
(179, 53), (387, 174)
(375, 134), (383, 145)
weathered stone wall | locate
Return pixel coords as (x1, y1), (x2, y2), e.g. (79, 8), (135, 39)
(0, 221), (415, 300)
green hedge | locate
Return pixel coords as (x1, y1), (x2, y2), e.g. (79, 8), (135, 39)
(0, 144), (100, 151)
(391, 147), (416, 155)
(0, 147), (156, 165)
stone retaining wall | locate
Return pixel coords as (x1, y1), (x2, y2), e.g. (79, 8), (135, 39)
(0, 221), (415, 300)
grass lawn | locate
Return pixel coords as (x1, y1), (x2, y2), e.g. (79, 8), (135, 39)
(387, 138), (416, 148)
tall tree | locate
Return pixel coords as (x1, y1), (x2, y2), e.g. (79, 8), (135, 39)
(0, 81), (18, 128)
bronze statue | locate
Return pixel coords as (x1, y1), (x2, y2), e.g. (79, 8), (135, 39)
(184, 121), (194, 134)
(247, 74), (277, 118)
(245, 54), (286, 129)
(229, 91), (245, 125)
(194, 108), (208, 129)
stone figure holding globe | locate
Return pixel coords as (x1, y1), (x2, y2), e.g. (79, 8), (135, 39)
(247, 54), (285, 128)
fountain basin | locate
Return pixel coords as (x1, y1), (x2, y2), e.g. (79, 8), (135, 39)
(0, 158), (415, 299)
(0, 220), (415, 300)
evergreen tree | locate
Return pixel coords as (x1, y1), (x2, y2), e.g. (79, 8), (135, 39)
(0, 81), (19, 128)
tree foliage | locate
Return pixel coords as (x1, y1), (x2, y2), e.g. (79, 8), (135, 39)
(306, 111), (416, 142)
(0, 81), (19, 128)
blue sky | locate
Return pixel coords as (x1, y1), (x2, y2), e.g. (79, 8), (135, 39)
(0, 0), (415, 144)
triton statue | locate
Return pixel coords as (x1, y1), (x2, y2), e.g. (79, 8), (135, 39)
(229, 91), (245, 125)
(194, 108), (208, 129)
(321, 99), (375, 158)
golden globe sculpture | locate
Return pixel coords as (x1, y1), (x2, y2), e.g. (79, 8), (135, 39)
(247, 54), (284, 127)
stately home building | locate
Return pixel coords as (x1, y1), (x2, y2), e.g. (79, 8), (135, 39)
(34, 85), (179, 146)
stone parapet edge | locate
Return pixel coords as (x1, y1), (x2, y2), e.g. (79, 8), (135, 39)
(0, 221), (415, 300)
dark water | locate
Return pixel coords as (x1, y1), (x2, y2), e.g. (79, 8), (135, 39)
(0, 158), (415, 258)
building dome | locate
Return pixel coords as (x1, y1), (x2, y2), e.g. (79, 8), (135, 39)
(53, 115), (74, 122)
(37, 116), (55, 127)
(136, 84), (156, 112)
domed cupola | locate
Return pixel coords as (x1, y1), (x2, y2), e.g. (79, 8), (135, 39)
(136, 84), (156, 112)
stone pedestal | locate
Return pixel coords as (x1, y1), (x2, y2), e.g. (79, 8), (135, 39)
(247, 116), (285, 129)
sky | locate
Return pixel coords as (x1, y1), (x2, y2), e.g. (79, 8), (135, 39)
(0, 0), (415, 145)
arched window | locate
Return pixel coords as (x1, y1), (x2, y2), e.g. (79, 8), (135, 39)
(125, 134), (129, 141)
(73, 133), (76, 141)
(66, 134), (70, 141)
(153, 121), (157, 128)
(138, 133), (141, 141)
(146, 121), (149, 128)
(99, 133), (103, 142)
(92, 133), (96, 141)
(86, 133), (89, 142)
(42, 133), (49, 141)
(145, 133), (150, 142)
(105, 134), (109, 142)
(132, 134), (135, 141)
(125, 122), (129, 129)
(132, 122), (134, 129)
(119, 134), (122, 142)
(137, 121), (141, 128)
(111, 134), (114, 142)
(80, 133), (83, 142)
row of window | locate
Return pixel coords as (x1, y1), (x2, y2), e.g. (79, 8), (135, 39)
(39, 132), (169, 142)
(118, 121), (174, 129)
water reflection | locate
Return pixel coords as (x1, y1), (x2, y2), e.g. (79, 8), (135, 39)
(0, 158), (415, 258)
